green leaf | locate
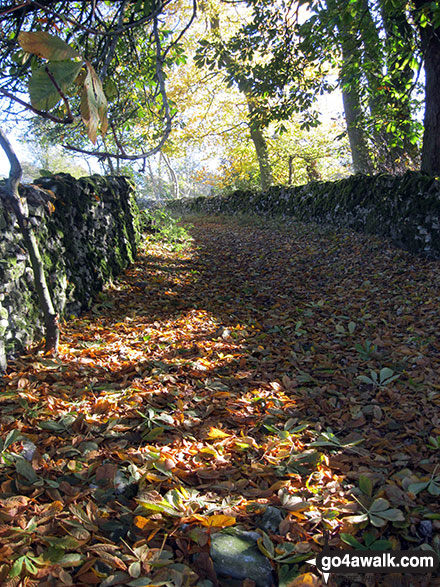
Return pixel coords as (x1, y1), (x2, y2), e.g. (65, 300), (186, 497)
(358, 375), (374, 384)
(376, 508), (405, 522)
(428, 479), (440, 496)
(340, 533), (363, 548)
(380, 367), (394, 380)
(257, 531), (275, 559)
(3, 429), (21, 452)
(369, 498), (390, 513)
(19, 31), (81, 60)
(371, 539), (393, 550)
(29, 61), (83, 110)
(407, 481), (430, 495)
(24, 557), (38, 574)
(15, 457), (39, 483)
(369, 514), (388, 527)
(127, 579), (154, 587)
(363, 532), (376, 547)
(359, 475), (373, 497)
(9, 556), (25, 578)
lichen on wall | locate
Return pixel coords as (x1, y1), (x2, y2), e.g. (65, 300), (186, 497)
(169, 171), (440, 258)
(0, 173), (140, 359)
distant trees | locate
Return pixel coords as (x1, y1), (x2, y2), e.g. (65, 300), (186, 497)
(1, 0), (440, 184)
(195, 0), (439, 176)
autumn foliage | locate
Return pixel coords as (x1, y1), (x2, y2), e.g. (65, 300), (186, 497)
(0, 218), (439, 585)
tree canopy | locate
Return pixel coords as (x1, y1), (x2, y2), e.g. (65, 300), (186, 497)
(1, 0), (440, 181)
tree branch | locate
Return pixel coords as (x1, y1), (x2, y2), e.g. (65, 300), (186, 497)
(0, 87), (74, 124)
(163, 0), (197, 61)
(0, 127), (22, 202)
(99, 0), (129, 80)
(62, 14), (173, 161)
(23, 0), (173, 37)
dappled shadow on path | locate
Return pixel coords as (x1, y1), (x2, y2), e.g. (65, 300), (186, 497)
(1, 218), (440, 585)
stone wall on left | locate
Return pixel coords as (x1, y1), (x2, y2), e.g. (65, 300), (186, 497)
(0, 173), (140, 361)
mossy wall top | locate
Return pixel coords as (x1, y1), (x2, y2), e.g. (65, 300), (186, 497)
(0, 173), (140, 357)
(169, 171), (440, 258)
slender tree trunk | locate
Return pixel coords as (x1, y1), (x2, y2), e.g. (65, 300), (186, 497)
(161, 152), (180, 198)
(327, 0), (374, 174)
(341, 83), (373, 174)
(206, 5), (273, 191)
(288, 155), (294, 185)
(413, 0), (440, 175)
(0, 129), (59, 354)
(247, 99), (273, 190)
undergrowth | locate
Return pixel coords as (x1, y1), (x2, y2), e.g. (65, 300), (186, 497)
(143, 209), (193, 251)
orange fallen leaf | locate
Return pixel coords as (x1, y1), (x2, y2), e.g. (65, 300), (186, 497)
(291, 573), (321, 586)
(191, 514), (236, 527)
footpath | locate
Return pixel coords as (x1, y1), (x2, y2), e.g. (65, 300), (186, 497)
(0, 218), (439, 586)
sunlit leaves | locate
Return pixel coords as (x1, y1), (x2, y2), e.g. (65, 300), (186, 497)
(18, 31), (81, 61)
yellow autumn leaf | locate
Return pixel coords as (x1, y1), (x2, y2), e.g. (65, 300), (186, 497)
(291, 572), (321, 586)
(191, 514), (236, 527)
(207, 427), (231, 439)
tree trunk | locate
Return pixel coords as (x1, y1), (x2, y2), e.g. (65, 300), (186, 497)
(0, 130), (59, 355)
(161, 152), (180, 198)
(327, 0), (374, 174)
(247, 100), (273, 190)
(288, 155), (294, 185)
(305, 159), (321, 182)
(420, 39), (440, 175)
(414, 0), (440, 175)
(341, 84), (373, 174)
(206, 5), (273, 191)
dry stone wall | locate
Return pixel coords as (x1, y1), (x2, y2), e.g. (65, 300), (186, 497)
(0, 173), (140, 365)
(169, 171), (440, 259)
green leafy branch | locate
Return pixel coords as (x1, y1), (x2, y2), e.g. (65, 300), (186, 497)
(18, 31), (107, 143)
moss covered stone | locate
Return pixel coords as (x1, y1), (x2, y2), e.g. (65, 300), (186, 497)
(0, 174), (140, 358)
(169, 171), (440, 259)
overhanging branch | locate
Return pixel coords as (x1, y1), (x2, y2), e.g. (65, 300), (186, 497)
(0, 87), (74, 124)
(62, 14), (173, 161)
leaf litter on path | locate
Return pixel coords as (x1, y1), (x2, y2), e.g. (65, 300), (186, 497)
(0, 217), (439, 586)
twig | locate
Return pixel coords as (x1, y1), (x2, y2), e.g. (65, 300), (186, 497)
(0, 87), (74, 124)
(28, 0), (173, 37)
(62, 14), (174, 161)
(163, 0), (197, 61)
(99, 0), (128, 80)
(44, 65), (74, 120)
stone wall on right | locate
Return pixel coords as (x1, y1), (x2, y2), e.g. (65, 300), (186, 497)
(169, 171), (440, 258)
